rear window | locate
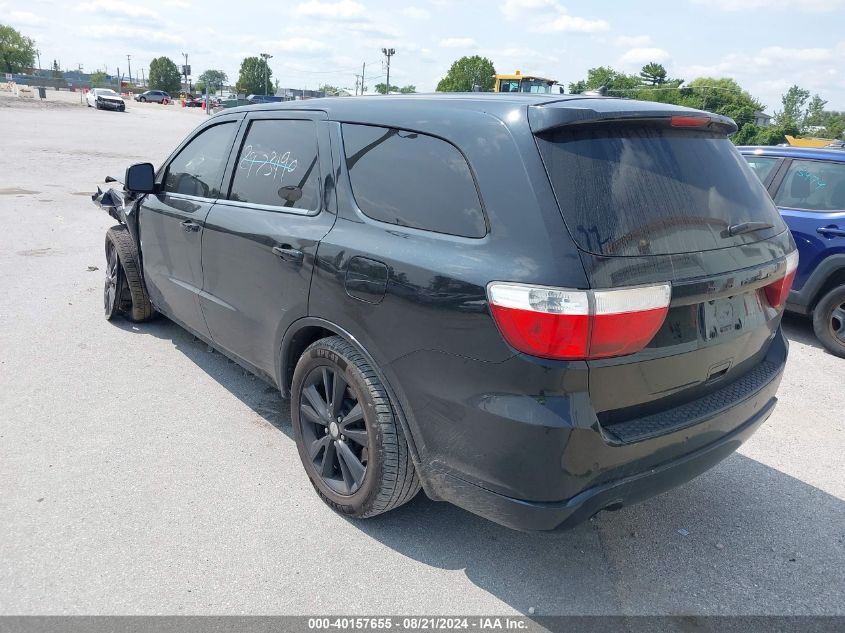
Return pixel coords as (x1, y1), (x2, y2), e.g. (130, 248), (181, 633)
(536, 125), (785, 256)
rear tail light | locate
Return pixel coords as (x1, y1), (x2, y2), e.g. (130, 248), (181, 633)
(487, 282), (671, 360)
(763, 250), (799, 309)
(671, 115), (710, 127)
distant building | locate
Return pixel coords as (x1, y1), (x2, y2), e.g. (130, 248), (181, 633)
(753, 112), (772, 127)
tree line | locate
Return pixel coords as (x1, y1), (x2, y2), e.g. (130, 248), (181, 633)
(436, 55), (845, 144)
(3, 21), (843, 142)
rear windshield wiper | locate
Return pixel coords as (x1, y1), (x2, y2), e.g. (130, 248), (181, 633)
(725, 222), (774, 237)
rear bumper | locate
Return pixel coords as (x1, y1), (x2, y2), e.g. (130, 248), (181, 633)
(392, 330), (786, 531)
(428, 393), (776, 531)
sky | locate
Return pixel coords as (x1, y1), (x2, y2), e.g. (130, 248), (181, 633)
(3, 0), (845, 112)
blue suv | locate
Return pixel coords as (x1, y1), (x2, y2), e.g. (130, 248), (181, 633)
(740, 146), (845, 356)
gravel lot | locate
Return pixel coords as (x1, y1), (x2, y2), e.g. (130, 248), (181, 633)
(0, 90), (843, 616)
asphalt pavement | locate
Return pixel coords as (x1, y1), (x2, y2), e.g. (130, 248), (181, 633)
(0, 90), (842, 616)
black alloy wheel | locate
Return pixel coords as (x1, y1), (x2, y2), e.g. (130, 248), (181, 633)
(104, 238), (123, 319)
(299, 365), (369, 496)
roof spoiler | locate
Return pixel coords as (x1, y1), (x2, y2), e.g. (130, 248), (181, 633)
(528, 102), (738, 135)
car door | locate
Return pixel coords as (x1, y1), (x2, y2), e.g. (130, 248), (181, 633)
(769, 157), (845, 293)
(139, 115), (242, 338)
(199, 111), (336, 377)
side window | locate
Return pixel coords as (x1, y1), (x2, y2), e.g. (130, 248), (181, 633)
(773, 159), (845, 212)
(163, 122), (236, 198)
(342, 124), (486, 238)
(743, 156), (779, 184)
(229, 119), (320, 211)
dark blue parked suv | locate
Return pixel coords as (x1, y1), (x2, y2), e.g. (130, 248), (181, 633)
(740, 146), (845, 356)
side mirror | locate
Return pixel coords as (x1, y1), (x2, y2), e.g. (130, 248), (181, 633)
(125, 162), (156, 193)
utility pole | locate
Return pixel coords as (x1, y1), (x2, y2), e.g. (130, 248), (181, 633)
(126, 54), (132, 85)
(182, 52), (189, 94)
(260, 52), (273, 95)
(353, 73), (361, 96)
(362, 61), (365, 95)
(381, 48), (394, 94)
(141, 68), (145, 87)
(35, 49), (41, 76)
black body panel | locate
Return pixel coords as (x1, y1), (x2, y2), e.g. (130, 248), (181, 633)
(131, 95), (793, 530)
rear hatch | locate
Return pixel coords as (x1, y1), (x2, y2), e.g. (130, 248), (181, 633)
(530, 101), (794, 441)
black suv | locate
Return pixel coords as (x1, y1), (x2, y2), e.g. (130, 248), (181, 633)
(97, 95), (795, 531)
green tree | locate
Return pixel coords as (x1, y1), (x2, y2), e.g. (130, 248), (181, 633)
(568, 66), (640, 95)
(236, 56), (272, 95)
(51, 59), (61, 79)
(196, 69), (227, 94)
(775, 84), (810, 128)
(399, 85), (416, 93)
(89, 70), (108, 87)
(374, 82), (398, 94)
(0, 24), (36, 73)
(148, 56), (181, 94)
(804, 94), (828, 128)
(639, 62), (667, 86)
(436, 55), (495, 92)
(318, 83), (343, 96)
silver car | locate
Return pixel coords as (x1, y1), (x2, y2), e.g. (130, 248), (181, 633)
(135, 90), (171, 103)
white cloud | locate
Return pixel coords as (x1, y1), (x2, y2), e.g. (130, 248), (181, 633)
(696, 0), (845, 11)
(9, 10), (46, 25)
(439, 37), (477, 48)
(265, 37), (329, 54)
(501, 0), (608, 32)
(80, 24), (180, 45)
(402, 6), (430, 19)
(619, 47), (671, 66)
(614, 34), (652, 48)
(539, 15), (608, 33)
(76, 0), (161, 22)
(755, 46), (833, 64)
(501, 0), (558, 18)
(294, 0), (365, 18)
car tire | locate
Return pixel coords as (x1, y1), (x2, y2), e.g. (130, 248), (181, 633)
(812, 284), (845, 358)
(104, 225), (156, 323)
(139, 96), (146, 102)
(94, 101), (100, 109)
(291, 336), (420, 518)
(104, 234), (124, 320)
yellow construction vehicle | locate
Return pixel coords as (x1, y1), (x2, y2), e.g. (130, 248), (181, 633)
(494, 70), (562, 94)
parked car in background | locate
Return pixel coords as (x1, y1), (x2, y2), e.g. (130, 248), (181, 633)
(246, 94), (283, 104)
(740, 146), (845, 357)
(135, 90), (170, 103)
(186, 95), (207, 108)
(94, 95), (795, 531)
(86, 88), (125, 111)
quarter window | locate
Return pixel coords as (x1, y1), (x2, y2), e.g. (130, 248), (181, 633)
(163, 122), (236, 199)
(743, 156), (779, 184)
(773, 159), (845, 212)
(342, 124), (486, 238)
(229, 119), (320, 211)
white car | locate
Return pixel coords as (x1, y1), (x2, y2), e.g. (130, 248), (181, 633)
(86, 88), (126, 111)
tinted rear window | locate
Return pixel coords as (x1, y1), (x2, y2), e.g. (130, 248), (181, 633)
(536, 125), (785, 256)
(342, 124), (486, 238)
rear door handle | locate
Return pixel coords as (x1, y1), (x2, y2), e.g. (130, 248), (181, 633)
(181, 220), (200, 232)
(272, 245), (304, 264)
(817, 225), (845, 238)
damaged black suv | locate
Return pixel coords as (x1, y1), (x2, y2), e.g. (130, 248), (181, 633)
(95, 94), (795, 530)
